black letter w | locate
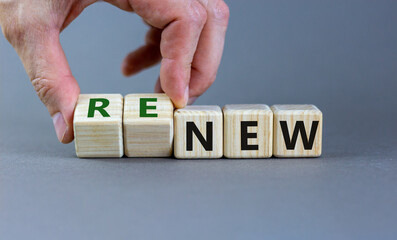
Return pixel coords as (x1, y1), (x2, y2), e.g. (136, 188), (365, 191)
(280, 121), (319, 150)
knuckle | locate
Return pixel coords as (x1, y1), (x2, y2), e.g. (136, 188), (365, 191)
(212, 1), (230, 24)
(186, 2), (207, 27)
(0, 6), (28, 45)
(1, 22), (21, 44)
(31, 77), (56, 106)
(0, 5), (55, 47)
(2, 19), (32, 47)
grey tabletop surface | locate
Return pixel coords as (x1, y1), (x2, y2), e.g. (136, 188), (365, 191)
(1, 1), (397, 239)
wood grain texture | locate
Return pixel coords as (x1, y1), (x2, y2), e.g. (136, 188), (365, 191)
(123, 93), (174, 157)
(223, 104), (273, 158)
(174, 106), (223, 159)
(271, 105), (322, 157)
(73, 94), (124, 158)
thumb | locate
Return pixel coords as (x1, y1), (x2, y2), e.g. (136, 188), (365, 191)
(18, 32), (80, 143)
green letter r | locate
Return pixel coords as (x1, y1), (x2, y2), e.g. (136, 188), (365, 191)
(87, 98), (110, 118)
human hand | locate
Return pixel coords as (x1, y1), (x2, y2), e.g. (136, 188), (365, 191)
(0, 0), (229, 143)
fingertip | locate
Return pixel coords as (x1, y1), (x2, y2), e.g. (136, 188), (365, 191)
(61, 127), (74, 144)
(159, 59), (191, 109)
(173, 100), (186, 109)
(154, 77), (187, 108)
(171, 86), (189, 109)
(52, 112), (74, 144)
(49, 80), (79, 144)
(167, 91), (187, 109)
(121, 59), (136, 76)
(122, 44), (161, 77)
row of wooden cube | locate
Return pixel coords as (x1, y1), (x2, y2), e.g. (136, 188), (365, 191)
(73, 94), (322, 158)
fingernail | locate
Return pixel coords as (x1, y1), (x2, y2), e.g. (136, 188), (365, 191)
(52, 112), (67, 142)
(184, 86), (189, 106)
(188, 97), (197, 105)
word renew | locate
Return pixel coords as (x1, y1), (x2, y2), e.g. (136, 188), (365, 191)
(73, 94), (322, 158)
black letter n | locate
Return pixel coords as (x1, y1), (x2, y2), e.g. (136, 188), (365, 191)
(186, 122), (213, 151)
(280, 121), (319, 150)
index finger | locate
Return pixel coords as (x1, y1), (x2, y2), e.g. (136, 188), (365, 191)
(130, 0), (207, 108)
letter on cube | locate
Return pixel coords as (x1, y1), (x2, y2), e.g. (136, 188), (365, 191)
(73, 94), (124, 158)
(174, 106), (223, 159)
(123, 94), (174, 157)
(223, 104), (273, 158)
(271, 105), (322, 157)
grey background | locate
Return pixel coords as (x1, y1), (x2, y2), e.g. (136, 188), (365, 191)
(1, 0), (397, 239)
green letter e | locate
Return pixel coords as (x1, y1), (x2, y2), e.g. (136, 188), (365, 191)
(140, 98), (158, 117)
(87, 98), (110, 118)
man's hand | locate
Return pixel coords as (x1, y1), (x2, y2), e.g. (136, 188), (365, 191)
(0, 0), (229, 143)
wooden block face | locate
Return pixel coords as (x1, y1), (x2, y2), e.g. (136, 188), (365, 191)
(174, 106), (223, 159)
(73, 94), (124, 158)
(223, 104), (273, 158)
(123, 94), (174, 157)
(271, 105), (323, 157)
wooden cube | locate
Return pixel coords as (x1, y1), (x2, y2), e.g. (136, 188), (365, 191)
(271, 105), (323, 157)
(174, 106), (223, 159)
(73, 94), (124, 158)
(223, 104), (273, 158)
(123, 93), (174, 157)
